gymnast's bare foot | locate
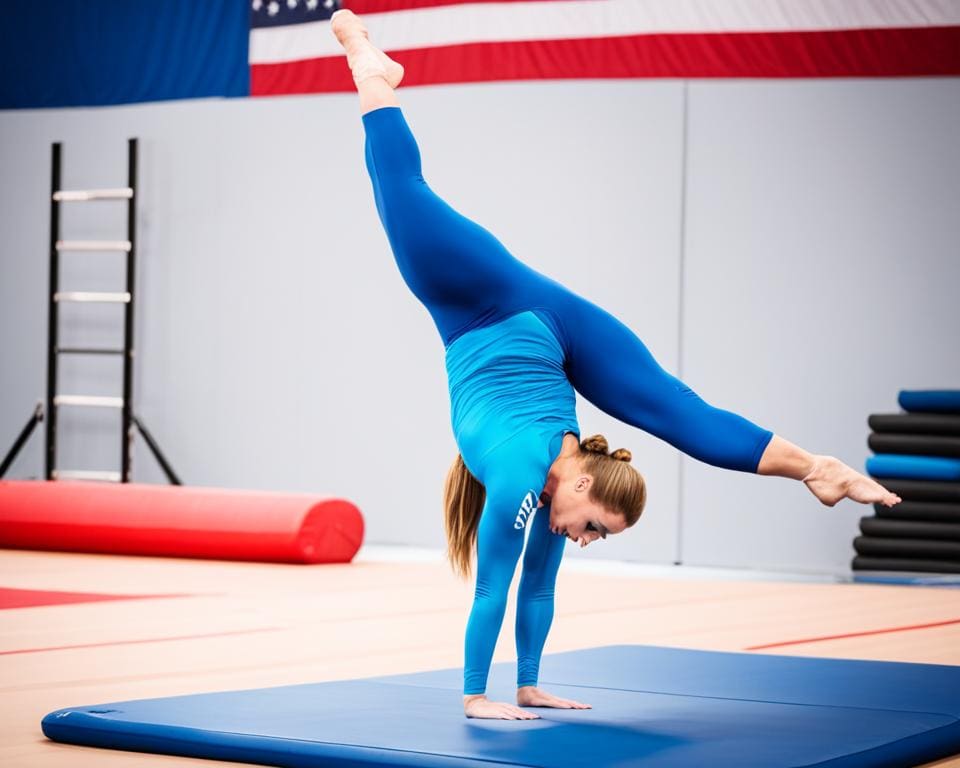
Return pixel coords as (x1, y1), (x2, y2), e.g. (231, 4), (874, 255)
(802, 456), (901, 508)
(331, 9), (404, 88)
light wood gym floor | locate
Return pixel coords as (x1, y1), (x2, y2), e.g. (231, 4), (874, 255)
(2, 548), (958, 767)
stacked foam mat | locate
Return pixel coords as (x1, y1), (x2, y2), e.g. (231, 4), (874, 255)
(855, 390), (960, 575)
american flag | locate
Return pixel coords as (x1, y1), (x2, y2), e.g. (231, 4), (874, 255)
(250, 0), (960, 97)
(3, 1), (959, 109)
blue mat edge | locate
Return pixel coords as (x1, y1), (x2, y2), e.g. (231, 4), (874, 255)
(830, 722), (960, 768)
(41, 699), (960, 768)
(41, 713), (499, 768)
(40, 645), (960, 768)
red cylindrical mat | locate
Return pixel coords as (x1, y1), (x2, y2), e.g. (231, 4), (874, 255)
(0, 480), (364, 564)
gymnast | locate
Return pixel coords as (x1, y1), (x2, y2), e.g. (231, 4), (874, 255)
(330, 10), (901, 721)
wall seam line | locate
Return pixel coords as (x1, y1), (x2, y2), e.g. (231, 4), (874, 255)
(675, 80), (690, 566)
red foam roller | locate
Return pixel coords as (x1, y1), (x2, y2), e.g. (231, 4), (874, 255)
(0, 480), (364, 564)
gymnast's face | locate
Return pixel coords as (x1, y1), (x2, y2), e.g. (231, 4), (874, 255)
(547, 474), (628, 548)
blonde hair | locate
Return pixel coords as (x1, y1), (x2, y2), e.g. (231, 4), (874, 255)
(577, 434), (646, 527)
(442, 433), (645, 579)
(443, 454), (485, 580)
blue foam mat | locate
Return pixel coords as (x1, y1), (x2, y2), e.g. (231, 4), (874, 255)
(899, 390), (960, 415)
(867, 454), (960, 481)
(853, 572), (960, 586)
(42, 645), (960, 768)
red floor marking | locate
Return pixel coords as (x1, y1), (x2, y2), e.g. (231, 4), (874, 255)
(745, 618), (960, 651)
(0, 627), (283, 656)
(0, 587), (186, 609)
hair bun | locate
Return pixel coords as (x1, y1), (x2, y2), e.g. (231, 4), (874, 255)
(581, 434), (632, 463)
(580, 434), (609, 455)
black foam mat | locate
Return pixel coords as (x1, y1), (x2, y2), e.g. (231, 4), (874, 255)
(860, 517), (960, 541)
(872, 479), (960, 503)
(869, 413), (960, 436)
(854, 536), (960, 560)
(852, 556), (960, 574)
(868, 433), (960, 458)
(874, 501), (960, 524)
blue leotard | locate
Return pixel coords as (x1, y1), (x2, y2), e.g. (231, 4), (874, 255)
(362, 106), (773, 694)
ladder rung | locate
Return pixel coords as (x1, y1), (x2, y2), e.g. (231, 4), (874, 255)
(53, 188), (133, 202)
(57, 347), (125, 356)
(56, 240), (132, 252)
(52, 470), (122, 482)
(54, 291), (131, 303)
(54, 395), (124, 409)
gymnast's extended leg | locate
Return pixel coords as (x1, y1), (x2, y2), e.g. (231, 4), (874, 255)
(333, 9), (535, 345)
(555, 295), (900, 507)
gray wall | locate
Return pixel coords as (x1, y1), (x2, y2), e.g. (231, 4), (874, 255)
(681, 79), (960, 572)
(1, 78), (958, 574)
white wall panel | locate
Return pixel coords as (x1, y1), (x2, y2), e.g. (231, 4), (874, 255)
(0, 80), (685, 564)
(680, 78), (960, 573)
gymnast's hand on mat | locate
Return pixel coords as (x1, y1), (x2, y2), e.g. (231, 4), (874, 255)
(802, 456), (902, 508)
(516, 686), (592, 710)
(463, 694), (540, 720)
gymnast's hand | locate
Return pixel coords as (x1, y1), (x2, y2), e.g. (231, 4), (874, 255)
(463, 694), (540, 720)
(516, 686), (592, 710)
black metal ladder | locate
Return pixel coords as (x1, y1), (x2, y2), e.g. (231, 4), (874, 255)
(0, 139), (180, 484)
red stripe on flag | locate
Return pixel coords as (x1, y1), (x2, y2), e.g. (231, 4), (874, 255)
(252, 26), (960, 96)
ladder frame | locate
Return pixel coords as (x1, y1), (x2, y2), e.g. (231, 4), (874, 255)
(0, 139), (180, 485)
(46, 140), (139, 481)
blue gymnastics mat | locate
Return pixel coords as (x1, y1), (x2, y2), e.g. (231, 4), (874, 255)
(42, 645), (960, 768)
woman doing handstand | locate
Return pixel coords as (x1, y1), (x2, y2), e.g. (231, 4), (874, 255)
(329, 9), (901, 721)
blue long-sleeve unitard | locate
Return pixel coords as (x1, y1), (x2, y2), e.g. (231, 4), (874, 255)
(362, 107), (773, 695)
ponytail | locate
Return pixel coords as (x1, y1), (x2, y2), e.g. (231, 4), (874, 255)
(443, 454), (486, 579)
